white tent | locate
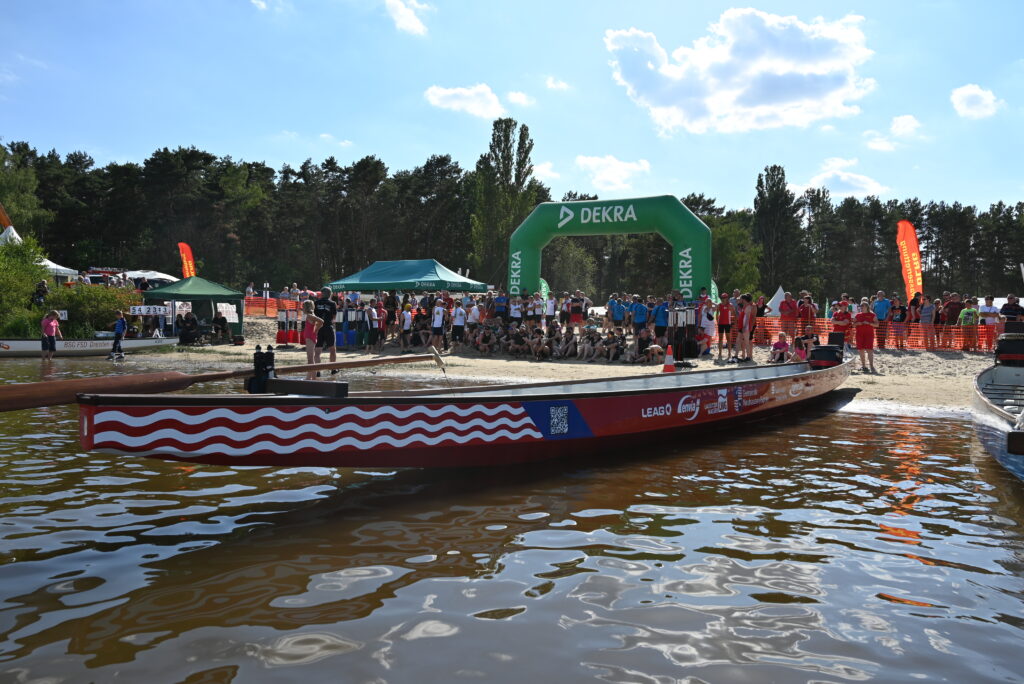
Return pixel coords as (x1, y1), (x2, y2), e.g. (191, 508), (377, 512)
(126, 269), (179, 284)
(765, 285), (785, 317)
(0, 226), (78, 277)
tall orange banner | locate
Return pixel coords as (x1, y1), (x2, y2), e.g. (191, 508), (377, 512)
(0, 201), (13, 229)
(177, 242), (197, 278)
(896, 220), (923, 303)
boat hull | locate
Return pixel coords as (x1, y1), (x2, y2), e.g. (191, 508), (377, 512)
(972, 364), (1024, 482)
(79, 361), (852, 467)
(0, 337), (178, 358)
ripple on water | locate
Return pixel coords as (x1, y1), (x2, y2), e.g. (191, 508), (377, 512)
(0, 363), (1022, 681)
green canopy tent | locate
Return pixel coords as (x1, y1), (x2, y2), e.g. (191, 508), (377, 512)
(325, 259), (488, 292)
(143, 276), (245, 337)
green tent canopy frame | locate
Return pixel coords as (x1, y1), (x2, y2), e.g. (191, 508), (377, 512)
(143, 276), (245, 336)
(507, 195), (711, 299)
(325, 259), (488, 293)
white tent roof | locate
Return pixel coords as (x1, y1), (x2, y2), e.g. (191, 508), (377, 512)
(126, 269), (179, 282)
(765, 285), (785, 317)
(0, 226), (78, 276)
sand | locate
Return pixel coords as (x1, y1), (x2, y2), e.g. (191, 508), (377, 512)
(131, 318), (990, 413)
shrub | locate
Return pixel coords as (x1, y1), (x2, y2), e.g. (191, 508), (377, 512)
(0, 236), (48, 327)
(44, 286), (142, 335)
(0, 309), (42, 338)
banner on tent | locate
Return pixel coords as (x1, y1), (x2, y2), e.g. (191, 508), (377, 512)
(217, 303), (239, 322)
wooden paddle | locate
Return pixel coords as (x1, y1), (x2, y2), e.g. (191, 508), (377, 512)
(0, 353), (440, 413)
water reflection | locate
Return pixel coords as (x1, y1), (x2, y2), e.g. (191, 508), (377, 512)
(0, 359), (1022, 682)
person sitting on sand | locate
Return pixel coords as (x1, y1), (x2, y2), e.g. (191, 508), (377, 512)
(770, 333), (790, 363)
(792, 325), (819, 361)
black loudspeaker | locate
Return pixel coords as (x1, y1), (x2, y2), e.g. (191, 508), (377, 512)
(827, 332), (846, 346)
(1005, 321), (1024, 334)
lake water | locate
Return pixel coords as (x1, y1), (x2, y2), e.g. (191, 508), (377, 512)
(1, 358), (1022, 682)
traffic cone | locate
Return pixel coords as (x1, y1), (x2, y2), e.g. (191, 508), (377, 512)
(662, 344), (676, 373)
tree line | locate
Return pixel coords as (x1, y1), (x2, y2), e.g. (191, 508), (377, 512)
(2, 117), (1022, 302)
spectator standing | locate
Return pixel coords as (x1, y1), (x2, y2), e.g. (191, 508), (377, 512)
(941, 293), (965, 349)
(312, 287), (338, 366)
(493, 291), (509, 323)
(40, 310), (62, 360)
(715, 293), (734, 361)
(138, 277), (150, 292)
(999, 294), (1024, 322)
(779, 292), (799, 339)
(245, 282), (255, 297)
(400, 304), (414, 352)
(32, 280), (48, 306)
(300, 300), (323, 379)
(980, 296), (1000, 350)
(430, 298), (446, 351)
(544, 292), (558, 329)
(854, 302), (878, 373)
(107, 311), (127, 360)
(630, 295), (648, 337)
(451, 300), (467, 352)
(872, 291), (891, 348)
(919, 295), (937, 350)
(832, 301), (852, 348)
(888, 296), (908, 350)
(958, 298), (980, 352)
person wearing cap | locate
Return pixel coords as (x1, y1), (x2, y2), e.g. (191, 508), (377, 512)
(313, 286), (338, 365)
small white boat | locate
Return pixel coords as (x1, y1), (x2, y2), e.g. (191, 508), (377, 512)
(0, 337), (179, 358)
(973, 363), (1024, 482)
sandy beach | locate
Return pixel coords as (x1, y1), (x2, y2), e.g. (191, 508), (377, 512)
(131, 319), (991, 412)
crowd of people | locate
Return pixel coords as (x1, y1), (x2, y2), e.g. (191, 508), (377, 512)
(282, 285), (1024, 375)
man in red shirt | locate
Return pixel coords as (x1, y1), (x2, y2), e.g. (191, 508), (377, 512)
(779, 292), (799, 340)
(832, 301), (852, 347)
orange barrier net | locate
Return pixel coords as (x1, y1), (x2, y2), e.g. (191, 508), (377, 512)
(753, 317), (998, 352)
(243, 297), (300, 318)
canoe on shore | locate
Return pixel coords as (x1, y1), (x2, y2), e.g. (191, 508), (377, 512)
(973, 363), (1024, 482)
(79, 354), (853, 468)
(0, 337), (179, 358)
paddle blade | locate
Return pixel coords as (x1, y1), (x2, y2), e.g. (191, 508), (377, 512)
(0, 372), (199, 412)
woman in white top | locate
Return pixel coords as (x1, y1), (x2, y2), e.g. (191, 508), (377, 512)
(451, 302), (467, 351)
(545, 295), (557, 328)
(400, 304), (413, 352)
(468, 301), (481, 325)
(509, 298), (523, 325)
(430, 302), (447, 351)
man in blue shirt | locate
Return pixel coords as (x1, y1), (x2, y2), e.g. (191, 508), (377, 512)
(611, 298), (627, 329)
(653, 299), (670, 343)
(631, 296), (648, 336)
(872, 290), (891, 348)
(109, 310), (127, 360)
(493, 291), (509, 323)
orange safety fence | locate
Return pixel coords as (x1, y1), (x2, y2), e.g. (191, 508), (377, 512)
(752, 317), (998, 353)
(244, 297), (304, 317)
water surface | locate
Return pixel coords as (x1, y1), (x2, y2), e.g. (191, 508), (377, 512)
(0, 358), (1022, 682)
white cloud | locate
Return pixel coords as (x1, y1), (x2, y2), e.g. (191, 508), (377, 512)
(507, 91), (535, 106)
(863, 130), (895, 151)
(950, 84), (1002, 119)
(545, 76), (570, 91)
(250, 0), (267, 9)
(890, 114), (920, 137)
(385, 0), (430, 36)
(576, 155), (650, 191)
(604, 9), (875, 135)
(819, 124), (836, 132)
(424, 84), (504, 118)
(533, 161), (559, 180)
(319, 133), (353, 147)
(795, 157), (888, 197)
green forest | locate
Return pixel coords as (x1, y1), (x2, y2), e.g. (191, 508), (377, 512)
(2, 117), (1023, 300)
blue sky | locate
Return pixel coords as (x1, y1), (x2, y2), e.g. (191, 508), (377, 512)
(3, 1), (1021, 210)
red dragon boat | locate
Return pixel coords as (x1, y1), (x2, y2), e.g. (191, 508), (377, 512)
(78, 346), (852, 468)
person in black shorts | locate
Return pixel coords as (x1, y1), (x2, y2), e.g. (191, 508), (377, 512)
(313, 286), (338, 365)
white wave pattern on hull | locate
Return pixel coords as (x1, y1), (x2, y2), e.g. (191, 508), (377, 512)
(93, 415), (537, 445)
(92, 402), (544, 455)
(95, 427), (545, 455)
(93, 404), (524, 428)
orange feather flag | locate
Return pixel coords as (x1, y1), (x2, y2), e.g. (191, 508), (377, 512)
(896, 220), (923, 303)
(177, 242), (197, 278)
(0, 201), (13, 229)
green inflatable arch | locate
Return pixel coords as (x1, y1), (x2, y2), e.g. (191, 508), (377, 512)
(507, 195), (711, 299)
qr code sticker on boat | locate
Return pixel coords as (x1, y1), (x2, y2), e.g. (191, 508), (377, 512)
(549, 406), (569, 435)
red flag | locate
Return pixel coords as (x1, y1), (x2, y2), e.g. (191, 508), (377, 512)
(177, 242), (197, 278)
(896, 220), (923, 303)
